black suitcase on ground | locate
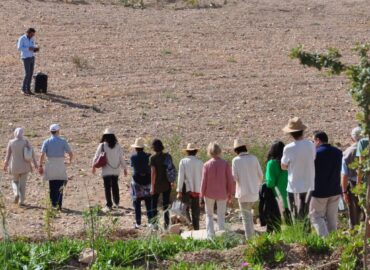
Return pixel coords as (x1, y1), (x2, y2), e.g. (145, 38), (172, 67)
(34, 72), (48, 93)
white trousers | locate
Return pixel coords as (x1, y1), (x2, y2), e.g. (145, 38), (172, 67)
(239, 201), (255, 239)
(309, 195), (340, 237)
(204, 197), (227, 238)
(12, 173), (28, 204)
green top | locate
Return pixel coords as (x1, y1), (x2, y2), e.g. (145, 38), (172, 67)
(149, 152), (171, 194)
(265, 159), (289, 209)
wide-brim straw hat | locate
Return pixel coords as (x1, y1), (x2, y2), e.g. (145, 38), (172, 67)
(282, 117), (307, 133)
(233, 139), (246, 149)
(183, 143), (199, 152)
(103, 128), (115, 135)
(131, 138), (146, 148)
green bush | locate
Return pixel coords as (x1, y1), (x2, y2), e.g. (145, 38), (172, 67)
(245, 234), (285, 266)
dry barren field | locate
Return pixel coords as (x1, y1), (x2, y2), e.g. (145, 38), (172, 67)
(0, 0), (369, 238)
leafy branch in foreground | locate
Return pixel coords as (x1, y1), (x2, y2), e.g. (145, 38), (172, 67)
(290, 43), (370, 269)
(290, 46), (346, 75)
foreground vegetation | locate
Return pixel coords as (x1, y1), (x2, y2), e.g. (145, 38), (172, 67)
(0, 222), (365, 269)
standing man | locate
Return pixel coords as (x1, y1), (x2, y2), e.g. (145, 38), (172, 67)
(17, 28), (39, 95)
(309, 131), (342, 237)
(39, 124), (73, 210)
(281, 117), (316, 222)
(342, 127), (363, 228)
(177, 143), (204, 230)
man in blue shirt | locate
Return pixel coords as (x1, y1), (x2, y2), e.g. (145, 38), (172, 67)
(17, 28), (39, 95)
(39, 124), (73, 210)
(309, 131), (342, 237)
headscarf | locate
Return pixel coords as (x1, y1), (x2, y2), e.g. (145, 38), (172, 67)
(14, 127), (25, 140)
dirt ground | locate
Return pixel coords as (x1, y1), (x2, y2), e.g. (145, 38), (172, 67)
(0, 0), (369, 238)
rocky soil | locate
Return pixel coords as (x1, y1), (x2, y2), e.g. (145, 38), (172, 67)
(0, 0), (368, 238)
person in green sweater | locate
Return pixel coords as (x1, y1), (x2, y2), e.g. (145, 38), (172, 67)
(265, 141), (292, 225)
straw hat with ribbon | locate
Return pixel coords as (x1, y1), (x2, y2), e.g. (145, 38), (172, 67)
(282, 117), (307, 133)
(131, 138), (146, 148)
(183, 143), (200, 152)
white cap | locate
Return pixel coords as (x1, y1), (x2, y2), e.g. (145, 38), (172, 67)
(50, 124), (60, 132)
(103, 128), (115, 135)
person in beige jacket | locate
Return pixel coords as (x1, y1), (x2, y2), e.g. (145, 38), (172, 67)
(3, 127), (38, 206)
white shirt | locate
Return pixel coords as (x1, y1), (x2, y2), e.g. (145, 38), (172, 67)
(177, 156), (204, 193)
(232, 153), (263, 202)
(281, 139), (316, 193)
(17, 34), (35, 59)
(93, 142), (127, 177)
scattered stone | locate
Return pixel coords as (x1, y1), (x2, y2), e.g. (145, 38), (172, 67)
(78, 248), (97, 265)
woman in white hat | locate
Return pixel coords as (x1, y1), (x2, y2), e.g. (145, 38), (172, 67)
(130, 138), (152, 229)
(3, 127), (38, 206)
(232, 139), (263, 239)
(92, 128), (127, 213)
(176, 143), (204, 230)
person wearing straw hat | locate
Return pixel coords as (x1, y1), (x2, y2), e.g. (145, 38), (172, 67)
(176, 143), (204, 230)
(281, 117), (316, 222)
(3, 127), (38, 206)
(232, 139), (263, 239)
(39, 124), (73, 210)
(92, 128), (127, 213)
(341, 127), (363, 228)
(130, 138), (152, 229)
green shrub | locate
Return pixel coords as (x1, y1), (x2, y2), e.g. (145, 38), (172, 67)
(245, 234), (285, 266)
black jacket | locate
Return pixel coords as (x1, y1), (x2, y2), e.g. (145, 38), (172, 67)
(259, 183), (281, 232)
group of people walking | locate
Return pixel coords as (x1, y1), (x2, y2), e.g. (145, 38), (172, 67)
(2, 117), (367, 239)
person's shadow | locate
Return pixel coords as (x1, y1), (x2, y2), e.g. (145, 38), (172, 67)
(34, 93), (103, 113)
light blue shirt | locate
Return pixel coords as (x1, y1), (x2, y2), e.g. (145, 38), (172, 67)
(17, 34), (35, 59)
(41, 136), (72, 158)
(341, 158), (349, 176)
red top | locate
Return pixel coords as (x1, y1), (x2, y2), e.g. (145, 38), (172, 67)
(200, 157), (235, 200)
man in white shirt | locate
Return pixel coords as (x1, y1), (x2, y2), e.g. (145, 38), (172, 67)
(17, 28), (39, 95)
(177, 143), (204, 230)
(281, 117), (316, 221)
(232, 139), (263, 239)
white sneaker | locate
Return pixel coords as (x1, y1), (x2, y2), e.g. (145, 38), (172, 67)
(113, 204), (119, 209)
(102, 206), (112, 213)
(134, 223), (141, 229)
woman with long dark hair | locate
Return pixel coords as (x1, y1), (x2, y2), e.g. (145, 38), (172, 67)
(149, 139), (173, 229)
(265, 140), (291, 225)
(92, 128), (127, 213)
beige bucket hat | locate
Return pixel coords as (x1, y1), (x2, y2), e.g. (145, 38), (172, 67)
(233, 139), (246, 149)
(131, 138), (146, 148)
(103, 128), (115, 135)
(183, 143), (199, 151)
(282, 117), (307, 133)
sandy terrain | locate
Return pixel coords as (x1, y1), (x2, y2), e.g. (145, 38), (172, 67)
(0, 0), (368, 238)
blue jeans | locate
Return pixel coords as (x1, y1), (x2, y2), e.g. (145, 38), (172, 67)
(133, 197), (152, 225)
(22, 57), (35, 92)
(49, 180), (66, 209)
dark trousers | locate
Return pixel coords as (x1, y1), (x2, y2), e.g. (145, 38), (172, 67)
(288, 192), (311, 232)
(182, 185), (200, 230)
(348, 182), (362, 228)
(133, 197), (152, 225)
(22, 57), (35, 92)
(288, 192), (310, 219)
(49, 180), (66, 209)
(103, 175), (120, 208)
(151, 189), (171, 229)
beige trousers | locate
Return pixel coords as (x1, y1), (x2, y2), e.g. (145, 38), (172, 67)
(12, 173), (28, 204)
